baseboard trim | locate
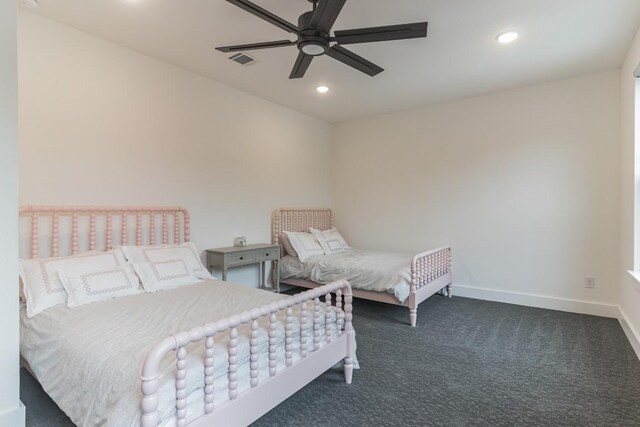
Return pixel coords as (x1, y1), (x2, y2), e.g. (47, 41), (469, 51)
(0, 402), (25, 427)
(618, 307), (640, 361)
(453, 285), (618, 318)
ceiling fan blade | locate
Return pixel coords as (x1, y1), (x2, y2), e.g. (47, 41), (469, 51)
(289, 51), (313, 79)
(325, 45), (383, 76)
(310, 0), (346, 34)
(226, 0), (298, 34)
(333, 22), (428, 45)
(216, 39), (295, 53)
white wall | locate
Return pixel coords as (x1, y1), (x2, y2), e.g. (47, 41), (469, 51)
(620, 26), (640, 354)
(0, 1), (24, 426)
(18, 11), (332, 285)
(332, 70), (621, 314)
(17, 7), (634, 338)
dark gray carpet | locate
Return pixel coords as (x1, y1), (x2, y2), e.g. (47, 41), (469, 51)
(21, 296), (640, 427)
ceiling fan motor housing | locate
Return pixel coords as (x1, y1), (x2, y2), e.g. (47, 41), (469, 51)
(297, 11), (329, 56)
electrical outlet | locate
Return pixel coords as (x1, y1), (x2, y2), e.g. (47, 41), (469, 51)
(585, 277), (595, 289)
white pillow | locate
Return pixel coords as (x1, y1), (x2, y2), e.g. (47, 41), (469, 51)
(280, 232), (298, 258)
(121, 243), (213, 280)
(19, 249), (128, 318)
(133, 259), (199, 292)
(58, 263), (143, 308)
(310, 227), (350, 254)
(283, 231), (324, 262)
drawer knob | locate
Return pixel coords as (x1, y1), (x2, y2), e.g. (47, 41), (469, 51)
(265, 253), (269, 256)
(240, 256), (244, 260)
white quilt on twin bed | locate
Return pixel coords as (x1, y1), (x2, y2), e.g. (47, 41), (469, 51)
(280, 249), (413, 303)
(20, 281), (342, 427)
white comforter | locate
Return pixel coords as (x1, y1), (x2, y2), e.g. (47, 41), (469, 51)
(20, 281), (341, 427)
(280, 249), (413, 303)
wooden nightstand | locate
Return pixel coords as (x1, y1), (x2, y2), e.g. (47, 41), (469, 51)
(205, 244), (281, 292)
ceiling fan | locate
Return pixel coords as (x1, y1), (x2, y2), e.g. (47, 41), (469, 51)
(216, 0), (428, 79)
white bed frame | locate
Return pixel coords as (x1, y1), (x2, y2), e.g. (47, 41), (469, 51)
(19, 206), (356, 427)
(273, 208), (452, 327)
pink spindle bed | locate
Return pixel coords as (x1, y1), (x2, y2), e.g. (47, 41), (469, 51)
(273, 208), (452, 327)
(19, 206), (355, 427)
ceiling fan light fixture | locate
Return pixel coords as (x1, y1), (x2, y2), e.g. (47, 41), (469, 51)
(300, 41), (327, 56)
(496, 30), (519, 44)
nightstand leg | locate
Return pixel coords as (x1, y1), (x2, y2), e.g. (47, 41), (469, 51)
(222, 268), (227, 281)
(259, 262), (264, 288)
(275, 260), (280, 293)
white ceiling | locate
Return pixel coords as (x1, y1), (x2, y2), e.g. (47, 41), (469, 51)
(22, 0), (640, 123)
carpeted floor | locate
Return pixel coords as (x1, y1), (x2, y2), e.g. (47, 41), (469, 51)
(21, 295), (640, 426)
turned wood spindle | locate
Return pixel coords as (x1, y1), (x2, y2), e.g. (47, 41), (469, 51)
(268, 313), (277, 377)
(184, 212), (191, 242)
(174, 212), (180, 244)
(300, 302), (308, 358)
(89, 213), (96, 251)
(51, 213), (59, 257)
(228, 327), (238, 400)
(250, 320), (259, 387)
(149, 213), (155, 245)
(336, 289), (344, 336)
(121, 213), (128, 245)
(313, 297), (321, 351)
(175, 346), (188, 426)
(325, 293), (333, 343)
(106, 212), (113, 250)
(30, 213), (38, 259)
(162, 212), (168, 244)
(136, 212), (142, 246)
(71, 213), (79, 255)
(285, 307), (293, 367)
(204, 336), (215, 414)
(140, 375), (160, 427)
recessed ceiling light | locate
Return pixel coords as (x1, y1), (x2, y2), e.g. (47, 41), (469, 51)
(496, 30), (519, 44)
(315, 85), (330, 94)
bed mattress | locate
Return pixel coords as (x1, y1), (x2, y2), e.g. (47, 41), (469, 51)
(280, 249), (413, 303)
(20, 280), (339, 426)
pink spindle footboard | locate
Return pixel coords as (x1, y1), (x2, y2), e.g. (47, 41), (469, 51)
(273, 209), (452, 327)
(408, 246), (452, 327)
(140, 279), (355, 427)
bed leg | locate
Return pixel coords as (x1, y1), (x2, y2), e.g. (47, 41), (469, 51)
(408, 293), (417, 327)
(447, 284), (453, 298)
(344, 357), (353, 384)
(409, 308), (417, 327)
(344, 285), (354, 384)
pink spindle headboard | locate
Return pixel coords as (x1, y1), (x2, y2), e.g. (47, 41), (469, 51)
(19, 206), (190, 259)
(272, 208), (333, 256)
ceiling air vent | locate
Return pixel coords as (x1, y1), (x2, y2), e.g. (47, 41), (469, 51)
(229, 52), (258, 66)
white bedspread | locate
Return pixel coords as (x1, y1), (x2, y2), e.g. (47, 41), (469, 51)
(20, 281), (343, 427)
(280, 249), (412, 303)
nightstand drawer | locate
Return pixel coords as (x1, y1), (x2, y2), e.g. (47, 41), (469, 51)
(254, 248), (279, 262)
(227, 252), (255, 267)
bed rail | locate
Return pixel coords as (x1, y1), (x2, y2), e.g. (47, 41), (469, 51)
(140, 280), (354, 427)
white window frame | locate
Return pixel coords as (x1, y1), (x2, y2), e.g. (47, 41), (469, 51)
(631, 64), (640, 287)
